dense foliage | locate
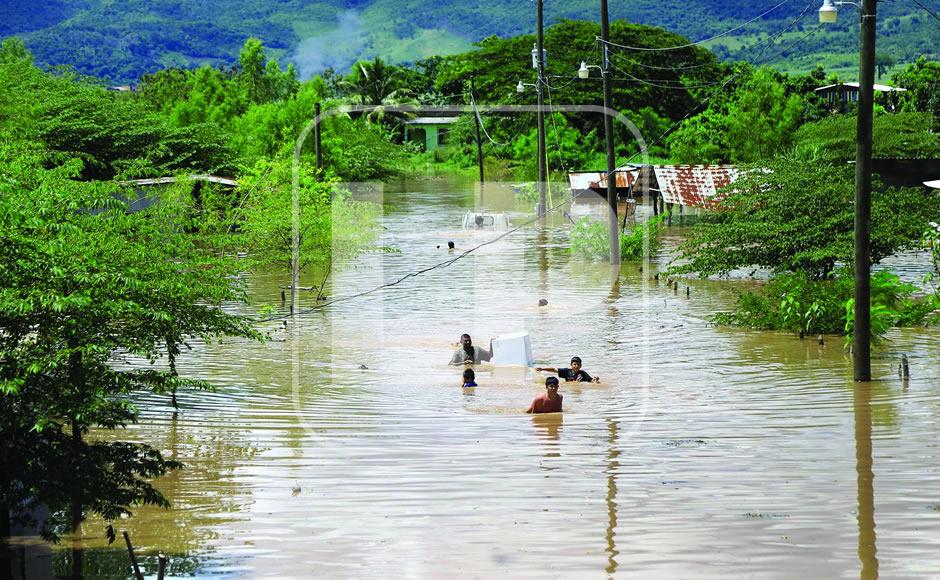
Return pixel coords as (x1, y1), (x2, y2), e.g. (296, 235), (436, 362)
(715, 269), (937, 337)
(0, 136), (260, 544)
(673, 153), (940, 280)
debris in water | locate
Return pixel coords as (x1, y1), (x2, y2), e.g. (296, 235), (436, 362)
(538, 299), (548, 307)
(664, 439), (707, 447)
(291, 483), (302, 496)
(359, 364), (369, 370)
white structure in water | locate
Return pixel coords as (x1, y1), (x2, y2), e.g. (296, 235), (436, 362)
(462, 211), (511, 230)
(491, 332), (534, 366)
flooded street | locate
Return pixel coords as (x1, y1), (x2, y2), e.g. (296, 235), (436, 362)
(62, 176), (940, 578)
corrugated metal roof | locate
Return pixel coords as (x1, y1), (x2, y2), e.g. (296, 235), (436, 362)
(568, 166), (639, 190)
(654, 165), (739, 207)
(405, 116), (461, 125)
(120, 174), (239, 187)
(815, 82), (907, 93)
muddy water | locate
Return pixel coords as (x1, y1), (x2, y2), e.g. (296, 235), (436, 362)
(59, 177), (940, 578)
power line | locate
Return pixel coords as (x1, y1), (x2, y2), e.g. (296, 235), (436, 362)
(599, 0), (795, 52)
(600, 0), (821, 179)
(911, 0), (940, 23)
(251, 194), (574, 323)
(469, 89), (511, 147)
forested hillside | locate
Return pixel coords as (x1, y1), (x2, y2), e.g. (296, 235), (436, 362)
(3, 0), (938, 83)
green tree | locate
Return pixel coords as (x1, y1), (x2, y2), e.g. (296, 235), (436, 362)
(0, 138), (259, 563)
(235, 155), (383, 305)
(0, 37), (32, 65)
(672, 152), (940, 279)
(892, 58), (940, 116)
(668, 66), (807, 163)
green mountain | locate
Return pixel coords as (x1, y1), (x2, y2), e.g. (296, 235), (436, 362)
(3, 0), (938, 82)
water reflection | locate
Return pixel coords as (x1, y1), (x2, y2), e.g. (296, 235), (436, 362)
(855, 383), (879, 579)
(605, 418), (620, 576)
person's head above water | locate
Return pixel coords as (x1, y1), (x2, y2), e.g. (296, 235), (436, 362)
(545, 376), (560, 398)
(463, 368), (476, 385)
(460, 333), (473, 347)
(448, 241), (455, 249)
(570, 356), (583, 372)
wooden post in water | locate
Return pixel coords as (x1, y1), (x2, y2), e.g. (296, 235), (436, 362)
(899, 354), (910, 379)
(122, 531), (144, 580)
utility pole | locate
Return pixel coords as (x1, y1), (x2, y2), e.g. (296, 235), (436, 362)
(536, 0), (548, 217)
(853, 0), (876, 381)
(470, 77), (485, 184)
(600, 0), (621, 264)
(314, 101), (323, 179)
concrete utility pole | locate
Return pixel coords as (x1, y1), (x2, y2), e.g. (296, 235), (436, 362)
(470, 77), (485, 184)
(853, 0), (877, 381)
(600, 0), (621, 264)
(536, 0), (548, 217)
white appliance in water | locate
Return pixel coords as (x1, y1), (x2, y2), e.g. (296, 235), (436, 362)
(491, 332), (533, 367)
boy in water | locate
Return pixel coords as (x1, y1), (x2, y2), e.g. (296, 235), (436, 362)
(462, 368), (478, 388)
(526, 377), (563, 414)
(535, 356), (599, 383)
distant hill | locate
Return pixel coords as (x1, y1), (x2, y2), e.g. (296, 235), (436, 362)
(3, 0), (938, 83)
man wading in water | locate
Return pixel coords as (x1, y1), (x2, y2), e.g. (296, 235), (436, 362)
(526, 377), (563, 414)
(449, 333), (494, 365)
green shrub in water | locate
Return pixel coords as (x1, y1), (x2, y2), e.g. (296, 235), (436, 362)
(621, 214), (665, 261)
(714, 268), (936, 341)
(570, 217), (609, 261)
(570, 215), (665, 261)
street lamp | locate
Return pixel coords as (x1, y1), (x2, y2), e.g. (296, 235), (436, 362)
(820, 0), (877, 381)
(578, 61), (602, 79)
(516, 80), (537, 94)
(819, 0), (839, 22)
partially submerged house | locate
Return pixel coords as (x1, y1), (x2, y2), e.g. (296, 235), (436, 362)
(403, 116), (460, 152)
(118, 174), (239, 212)
(568, 164), (739, 210)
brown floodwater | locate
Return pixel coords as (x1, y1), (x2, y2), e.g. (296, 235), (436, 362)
(54, 176), (940, 578)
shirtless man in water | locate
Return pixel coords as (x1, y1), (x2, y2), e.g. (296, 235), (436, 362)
(527, 377), (563, 414)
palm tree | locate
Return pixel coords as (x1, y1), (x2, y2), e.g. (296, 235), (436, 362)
(339, 57), (414, 123)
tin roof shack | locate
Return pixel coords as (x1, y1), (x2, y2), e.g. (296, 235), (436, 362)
(814, 82), (907, 113)
(654, 165), (740, 209)
(403, 116), (460, 152)
(568, 165), (650, 199)
(568, 165), (738, 204)
(117, 174), (239, 213)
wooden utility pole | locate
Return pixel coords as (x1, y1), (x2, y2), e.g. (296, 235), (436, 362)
(470, 77), (485, 183)
(314, 101), (323, 179)
(536, 0), (547, 217)
(600, 0), (621, 264)
(853, 0), (877, 381)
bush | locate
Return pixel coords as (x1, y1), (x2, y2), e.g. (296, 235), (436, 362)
(570, 214), (664, 262)
(714, 268), (936, 339)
